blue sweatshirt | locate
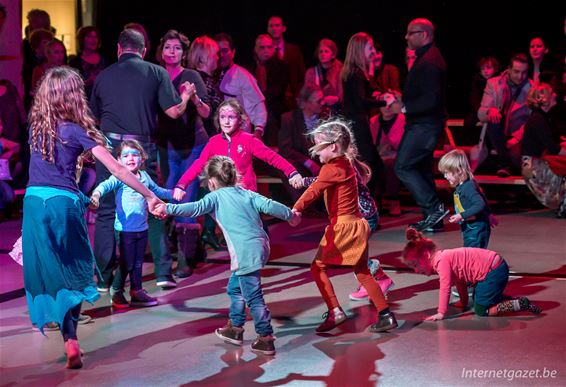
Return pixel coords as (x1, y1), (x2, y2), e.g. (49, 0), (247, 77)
(166, 186), (293, 275)
(94, 170), (172, 232)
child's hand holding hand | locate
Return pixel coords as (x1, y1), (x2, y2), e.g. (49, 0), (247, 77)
(89, 191), (101, 209)
(448, 213), (462, 223)
(148, 197), (167, 219)
(425, 312), (445, 321)
(173, 188), (186, 201)
(289, 173), (304, 189)
(289, 209), (302, 227)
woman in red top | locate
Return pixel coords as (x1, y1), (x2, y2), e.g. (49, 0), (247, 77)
(293, 119), (398, 333)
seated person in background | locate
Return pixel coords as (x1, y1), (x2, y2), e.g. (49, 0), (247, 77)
(478, 53), (533, 176)
(215, 33), (267, 137)
(304, 38), (343, 114)
(31, 38), (66, 96)
(278, 84), (324, 201)
(528, 36), (561, 85)
(372, 44), (401, 94)
(69, 26), (107, 99)
(248, 34), (290, 145)
(521, 82), (566, 217)
(267, 15), (306, 108)
(463, 57), (499, 140)
(370, 93), (405, 216)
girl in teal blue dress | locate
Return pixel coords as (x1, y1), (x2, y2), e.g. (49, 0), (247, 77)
(24, 66), (163, 369)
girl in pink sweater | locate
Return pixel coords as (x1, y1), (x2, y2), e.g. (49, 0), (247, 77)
(174, 99), (302, 200)
(402, 228), (541, 320)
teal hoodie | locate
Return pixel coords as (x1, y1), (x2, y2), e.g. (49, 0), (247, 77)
(166, 186), (292, 275)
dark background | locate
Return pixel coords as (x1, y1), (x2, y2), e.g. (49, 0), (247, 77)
(94, 0), (564, 116)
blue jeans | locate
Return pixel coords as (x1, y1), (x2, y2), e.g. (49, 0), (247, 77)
(462, 221), (491, 248)
(474, 260), (509, 315)
(158, 144), (205, 224)
(395, 122), (443, 216)
(226, 271), (273, 336)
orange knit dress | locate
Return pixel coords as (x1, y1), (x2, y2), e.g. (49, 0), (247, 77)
(294, 156), (370, 265)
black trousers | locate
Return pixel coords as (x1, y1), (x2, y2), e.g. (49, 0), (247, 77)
(395, 122), (443, 216)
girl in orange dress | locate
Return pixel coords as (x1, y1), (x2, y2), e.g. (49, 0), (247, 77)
(292, 119), (398, 333)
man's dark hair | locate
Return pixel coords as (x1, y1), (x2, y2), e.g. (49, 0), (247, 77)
(0, 3), (7, 18)
(509, 53), (529, 68)
(119, 29), (145, 53)
(214, 33), (234, 50)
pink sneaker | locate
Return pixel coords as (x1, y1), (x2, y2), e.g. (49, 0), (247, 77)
(377, 275), (395, 298)
(349, 285), (369, 301)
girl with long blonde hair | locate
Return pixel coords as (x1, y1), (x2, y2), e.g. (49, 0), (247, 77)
(293, 118), (398, 333)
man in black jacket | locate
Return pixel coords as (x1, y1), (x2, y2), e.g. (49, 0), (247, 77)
(394, 18), (448, 232)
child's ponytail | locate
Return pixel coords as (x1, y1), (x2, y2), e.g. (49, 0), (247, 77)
(402, 227), (437, 261)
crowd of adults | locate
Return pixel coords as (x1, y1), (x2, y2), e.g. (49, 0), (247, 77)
(1, 9), (565, 289)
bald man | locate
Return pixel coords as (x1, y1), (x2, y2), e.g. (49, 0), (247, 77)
(394, 18), (448, 232)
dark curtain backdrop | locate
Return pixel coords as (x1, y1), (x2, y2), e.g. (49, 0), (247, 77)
(94, 0), (563, 116)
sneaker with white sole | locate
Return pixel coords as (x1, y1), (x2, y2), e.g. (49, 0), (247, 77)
(377, 275), (395, 297)
(349, 285), (369, 301)
(32, 322), (60, 332)
(251, 335), (276, 355)
(215, 321), (244, 345)
(156, 277), (177, 289)
(78, 314), (93, 324)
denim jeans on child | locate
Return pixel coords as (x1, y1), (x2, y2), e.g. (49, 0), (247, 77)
(227, 270), (273, 336)
(462, 221), (491, 249)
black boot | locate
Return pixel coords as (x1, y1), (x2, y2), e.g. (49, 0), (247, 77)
(369, 311), (398, 333)
(175, 224), (200, 278)
(201, 227), (227, 251)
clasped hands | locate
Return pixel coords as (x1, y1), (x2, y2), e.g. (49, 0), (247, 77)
(179, 81), (197, 99)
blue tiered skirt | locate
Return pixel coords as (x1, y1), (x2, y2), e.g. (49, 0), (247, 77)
(23, 187), (100, 333)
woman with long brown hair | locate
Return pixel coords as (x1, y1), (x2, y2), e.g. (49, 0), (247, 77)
(24, 66), (163, 369)
(341, 32), (390, 196)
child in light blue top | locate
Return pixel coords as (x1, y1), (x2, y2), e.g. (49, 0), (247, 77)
(165, 155), (301, 355)
(91, 140), (172, 309)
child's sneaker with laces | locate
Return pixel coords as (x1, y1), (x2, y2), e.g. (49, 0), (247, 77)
(377, 275), (395, 297)
(316, 307), (347, 332)
(130, 289), (158, 307)
(215, 321), (244, 345)
(251, 335), (276, 355)
(349, 285), (369, 301)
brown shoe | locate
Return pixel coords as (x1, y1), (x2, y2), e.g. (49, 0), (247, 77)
(251, 335), (276, 355)
(215, 320), (244, 345)
(316, 307), (347, 332)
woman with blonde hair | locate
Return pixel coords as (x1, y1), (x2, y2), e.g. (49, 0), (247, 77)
(24, 66), (164, 368)
(341, 32), (391, 195)
(187, 35), (222, 135)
